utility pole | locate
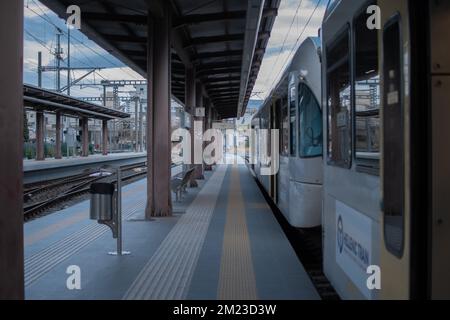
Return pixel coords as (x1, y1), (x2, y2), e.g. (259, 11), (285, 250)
(135, 97), (139, 152)
(55, 28), (63, 91)
(67, 26), (71, 95)
(37, 51), (42, 87)
(139, 99), (143, 152)
(103, 86), (107, 106)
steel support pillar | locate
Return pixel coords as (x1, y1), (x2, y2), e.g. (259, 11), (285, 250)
(193, 82), (205, 180)
(35, 111), (45, 161)
(0, 0), (24, 299)
(102, 119), (108, 156)
(55, 111), (62, 159)
(145, 5), (172, 218)
(185, 67), (198, 187)
(204, 99), (213, 171)
(139, 100), (143, 152)
(135, 98), (139, 152)
(81, 117), (89, 157)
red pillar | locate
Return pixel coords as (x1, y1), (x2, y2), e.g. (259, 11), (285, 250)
(102, 119), (108, 156)
(0, 0), (24, 299)
(204, 99), (213, 171)
(35, 111), (45, 161)
(55, 111), (62, 159)
(145, 3), (172, 218)
(185, 67), (198, 187)
(81, 117), (89, 157)
(134, 98), (139, 152)
(139, 101), (143, 152)
(194, 82), (205, 180)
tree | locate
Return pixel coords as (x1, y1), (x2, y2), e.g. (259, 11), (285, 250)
(23, 111), (29, 142)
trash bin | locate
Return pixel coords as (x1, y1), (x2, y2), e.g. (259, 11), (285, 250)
(90, 182), (115, 221)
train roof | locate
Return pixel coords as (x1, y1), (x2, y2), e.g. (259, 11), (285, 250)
(323, 0), (341, 21)
(253, 36), (321, 120)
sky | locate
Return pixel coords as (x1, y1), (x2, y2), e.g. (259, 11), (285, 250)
(253, 0), (327, 99)
(23, 0), (327, 102)
(23, 0), (144, 98)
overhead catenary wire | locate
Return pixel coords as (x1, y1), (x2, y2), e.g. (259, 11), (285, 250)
(26, 1), (138, 80)
(266, 0), (324, 95)
(263, 0), (305, 90)
(25, 0), (143, 93)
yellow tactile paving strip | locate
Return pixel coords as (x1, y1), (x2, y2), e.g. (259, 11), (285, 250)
(123, 166), (227, 300)
(217, 165), (258, 300)
(24, 183), (146, 247)
(24, 210), (86, 246)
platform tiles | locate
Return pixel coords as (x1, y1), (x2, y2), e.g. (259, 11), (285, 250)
(23, 152), (149, 184)
(24, 152), (147, 172)
(25, 165), (319, 300)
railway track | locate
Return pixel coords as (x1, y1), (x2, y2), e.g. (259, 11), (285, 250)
(23, 163), (148, 221)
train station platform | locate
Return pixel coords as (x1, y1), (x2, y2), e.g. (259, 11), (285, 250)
(23, 152), (147, 184)
(24, 163), (319, 300)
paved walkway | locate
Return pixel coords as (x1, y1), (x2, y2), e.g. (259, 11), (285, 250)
(25, 164), (319, 300)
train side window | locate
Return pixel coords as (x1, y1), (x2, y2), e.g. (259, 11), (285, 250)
(354, 6), (380, 169)
(267, 107), (271, 159)
(281, 95), (289, 156)
(383, 17), (404, 258)
(326, 28), (352, 168)
(289, 86), (297, 156)
(298, 83), (323, 158)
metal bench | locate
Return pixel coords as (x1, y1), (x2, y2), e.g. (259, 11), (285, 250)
(171, 167), (195, 202)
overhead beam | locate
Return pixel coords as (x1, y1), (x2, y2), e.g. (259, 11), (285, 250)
(194, 50), (243, 60)
(196, 60), (242, 72)
(207, 88), (241, 95)
(209, 89), (239, 97)
(206, 83), (241, 90)
(174, 10), (246, 27)
(103, 34), (147, 43)
(212, 100), (239, 106)
(203, 77), (241, 84)
(83, 12), (147, 25)
(171, 28), (193, 69)
(213, 97), (239, 103)
(83, 8), (277, 28)
(188, 33), (243, 47)
(197, 67), (242, 77)
(186, 32), (269, 48)
(173, 8), (277, 28)
(238, 0), (266, 118)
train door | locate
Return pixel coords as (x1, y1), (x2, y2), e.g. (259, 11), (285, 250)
(378, 0), (414, 300)
(378, 0), (450, 300)
(271, 99), (280, 203)
(429, 0), (450, 299)
(278, 94), (290, 218)
(321, 0), (381, 300)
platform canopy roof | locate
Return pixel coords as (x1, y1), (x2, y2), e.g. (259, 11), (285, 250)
(40, 0), (279, 119)
(24, 84), (130, 120)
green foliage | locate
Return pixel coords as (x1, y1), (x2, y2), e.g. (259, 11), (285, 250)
(23, 112), (29, 142)
(24, 143), (35, 160)
(44, 143), (54, 158)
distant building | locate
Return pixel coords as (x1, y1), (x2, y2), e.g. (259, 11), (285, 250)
(238, 99), (262, 128)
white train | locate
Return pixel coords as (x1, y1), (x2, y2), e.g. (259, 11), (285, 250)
(251, 0), (450, 300)
(251, 36), (323, 228)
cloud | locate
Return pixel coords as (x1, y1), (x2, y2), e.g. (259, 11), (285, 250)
(23, 0), (143, 100)
(252, 0), (327, 99)
(24, 0), (53, 18)
(24, 0), (327, 104)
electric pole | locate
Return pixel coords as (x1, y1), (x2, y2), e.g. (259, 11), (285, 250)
(67, 26), (71, 95)
(37, 51), (42, 87)
(55, 28), (63, 91)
